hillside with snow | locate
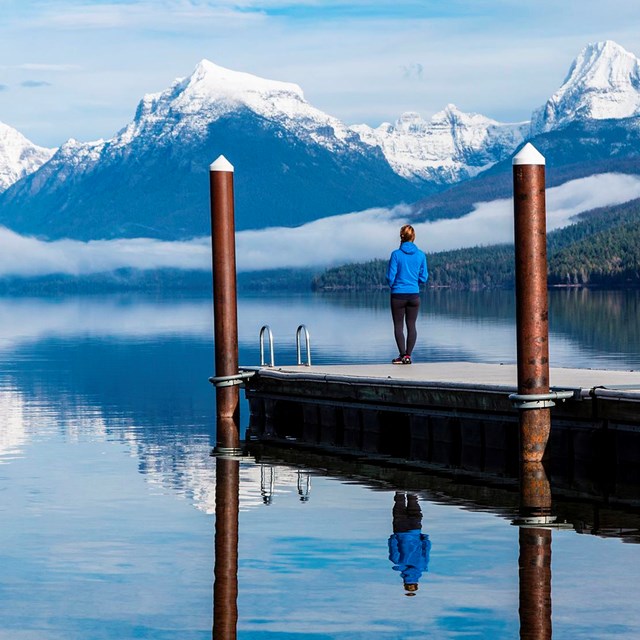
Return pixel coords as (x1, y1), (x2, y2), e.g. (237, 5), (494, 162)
(353, 106), (527, 184)
(0, 122), (55, 192)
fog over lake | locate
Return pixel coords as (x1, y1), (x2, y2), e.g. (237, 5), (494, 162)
(1, 172), (639, 276)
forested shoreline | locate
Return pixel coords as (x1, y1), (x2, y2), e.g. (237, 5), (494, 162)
(312, 197), (640, 291)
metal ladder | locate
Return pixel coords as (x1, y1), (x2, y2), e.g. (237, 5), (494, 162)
(295, 324), (311, 366)
(258, 324), (311, 366)
(259, 325), (275, 367)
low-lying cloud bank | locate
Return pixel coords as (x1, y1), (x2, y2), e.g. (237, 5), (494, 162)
(235, 173), (640, 270)
(0, 232), (211, 277)
(0, 172), (639, 277)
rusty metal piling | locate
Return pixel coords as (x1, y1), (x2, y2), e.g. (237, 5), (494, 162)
(512, 143), (551, 463)
(210, 156), (241, 453)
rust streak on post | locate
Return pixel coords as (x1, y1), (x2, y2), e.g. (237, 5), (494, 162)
(520, 462), (551, 518)
(210, 155), (240, 452)
(213, 453), (240, 640)
(513, 144), (550, 463)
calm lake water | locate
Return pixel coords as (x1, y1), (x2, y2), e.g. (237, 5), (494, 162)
(0, 289), (639, 639)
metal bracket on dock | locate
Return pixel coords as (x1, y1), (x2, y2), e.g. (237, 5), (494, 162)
(209, 371), (256, 388)
(508, 389), (578, 410)
(511, 515), (574, 529)
(210, 447), (254, 459)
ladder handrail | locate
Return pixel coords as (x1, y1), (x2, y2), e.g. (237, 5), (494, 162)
(296, 324), (311, 366)
(259, 325), (275, 367)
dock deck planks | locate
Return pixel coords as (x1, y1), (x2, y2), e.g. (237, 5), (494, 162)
(243, 362), (640, 424)
(248, 362), (640, 395)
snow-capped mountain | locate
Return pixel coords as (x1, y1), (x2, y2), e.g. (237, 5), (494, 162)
(353, 41), (640, 185)
(118, 59), (367, 154)
(532, 40), (640, 134)
(0, 60), (423, 240)
(0, 121), (55, 192)
(353, 106), (528, 184)
(2, 40), (640, 242)
(17, 58), (382, 186)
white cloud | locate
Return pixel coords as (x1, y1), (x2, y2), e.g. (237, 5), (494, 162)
(22, 1), (265, 31)
(234, 172), (640, 271)
(16, 63), (81, 72)
(0, 172), (638, 277)
(0, 229), (210, 277)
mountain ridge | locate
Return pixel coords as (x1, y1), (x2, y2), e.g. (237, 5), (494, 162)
(0, 106), (426, 239)
(1, 40), (640, 241)
(353, 105), (528, 184)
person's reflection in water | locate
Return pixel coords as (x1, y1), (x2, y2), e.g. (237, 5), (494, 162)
(388, 492), (431, 596)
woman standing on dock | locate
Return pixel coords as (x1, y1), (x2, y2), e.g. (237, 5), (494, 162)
(386, 224), (428, 364)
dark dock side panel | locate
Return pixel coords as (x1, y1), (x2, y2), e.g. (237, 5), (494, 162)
(243, 362), (640, 493)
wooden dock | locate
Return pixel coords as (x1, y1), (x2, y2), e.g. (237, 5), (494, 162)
(244, 362), (640, 422)
(243, 362), (640, 490)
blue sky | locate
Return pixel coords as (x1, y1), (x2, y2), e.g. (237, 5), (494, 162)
(1, 0), (640, 147)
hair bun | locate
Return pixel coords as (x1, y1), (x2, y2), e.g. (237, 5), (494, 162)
(400, 224), (415, 243)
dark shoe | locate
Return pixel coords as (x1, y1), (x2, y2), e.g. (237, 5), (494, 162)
(402, 354), (412, 364)
(392, 355), (404, 364)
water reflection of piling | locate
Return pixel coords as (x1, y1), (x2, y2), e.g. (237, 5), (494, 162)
(209, 156), (241, 452)
(519, 528), (552, 640)
(512, 144), (551, 464)
(213, 454), (240, 640)
(518, 462), (552, 640)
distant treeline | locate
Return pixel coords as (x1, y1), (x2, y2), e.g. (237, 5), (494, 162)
(0, 267), (320, 295)
(312, 197), (640, 290)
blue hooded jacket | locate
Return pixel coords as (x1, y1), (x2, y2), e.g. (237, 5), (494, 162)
(388, 530), (431, 584)
(386, 242), (428, 294)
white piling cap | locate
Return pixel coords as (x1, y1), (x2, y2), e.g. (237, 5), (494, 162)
(210, 155), (234, 172)
(513, 142), (545, 166)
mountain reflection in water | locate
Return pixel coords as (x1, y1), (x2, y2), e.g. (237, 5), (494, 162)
(0, 290), (639, 639)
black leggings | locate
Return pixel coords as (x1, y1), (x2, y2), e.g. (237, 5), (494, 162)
(390, 295), (420, 356)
